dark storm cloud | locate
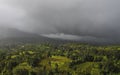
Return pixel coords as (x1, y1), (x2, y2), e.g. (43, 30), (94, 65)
(1, 0), (120, 40)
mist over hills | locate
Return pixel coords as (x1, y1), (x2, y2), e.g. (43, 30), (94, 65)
(0, 0), (120, 42)
(0, 26), (39, 39)
(0, 26), (118, 45)
(0, 1), (120, 75)
(0, 27), (69, 46)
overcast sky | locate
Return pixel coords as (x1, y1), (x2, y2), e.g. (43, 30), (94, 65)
(0, 0), (120, 40)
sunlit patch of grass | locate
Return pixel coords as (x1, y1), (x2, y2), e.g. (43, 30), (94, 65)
(27, 51), (35, 54)
(13, 62), (32, 71)
(51, 56), (72, 62)
(75, 62), (101, 75)
(40, 56), (72, 71)
(11, 55), (19, 59)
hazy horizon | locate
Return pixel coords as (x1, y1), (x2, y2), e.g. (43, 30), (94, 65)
(0, 0), (120, 42)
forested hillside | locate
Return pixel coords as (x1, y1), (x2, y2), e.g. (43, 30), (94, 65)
(0, 43), (120, 75)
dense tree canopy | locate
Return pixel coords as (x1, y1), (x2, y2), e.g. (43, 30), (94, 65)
(0, 43), (120, 75)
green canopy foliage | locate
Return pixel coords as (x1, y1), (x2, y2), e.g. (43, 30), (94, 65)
(0, 43), (120, 75)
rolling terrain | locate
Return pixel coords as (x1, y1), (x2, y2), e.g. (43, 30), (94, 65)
(0, 27), (120, 75)
(0, 27), (118, 46)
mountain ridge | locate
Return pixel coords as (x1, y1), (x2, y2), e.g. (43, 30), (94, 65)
(0, 27), (119, 45)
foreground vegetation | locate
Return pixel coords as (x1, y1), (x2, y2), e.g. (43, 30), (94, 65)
(0, 43), (120, 75)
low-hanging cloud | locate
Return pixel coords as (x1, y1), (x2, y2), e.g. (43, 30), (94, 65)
(0, 0), (120, 40)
